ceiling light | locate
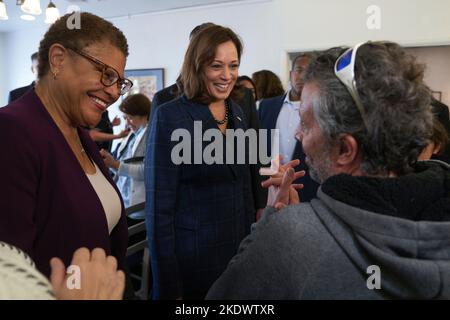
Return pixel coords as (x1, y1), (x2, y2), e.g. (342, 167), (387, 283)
(21, 14), (35, 20)
(0, 0), (8, 20)
(21, 0), (42, 15)
(45, 1), (59, 24)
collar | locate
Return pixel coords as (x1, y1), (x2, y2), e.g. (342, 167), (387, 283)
(321, 160), (450, 221)
(283, 91), (301, 110)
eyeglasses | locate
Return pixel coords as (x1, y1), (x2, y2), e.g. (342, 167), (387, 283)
(334, 42), (369, 130)
(69, 48), (133, 95)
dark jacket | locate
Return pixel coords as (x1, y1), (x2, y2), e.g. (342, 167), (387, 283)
(151, 84), (267, 210)
(259, 94), (319, 202)
(7, 82), (34, 104)
(207, 160), (450, 299)
(145, 95), (254, 299)
(0, 90), (128, 278)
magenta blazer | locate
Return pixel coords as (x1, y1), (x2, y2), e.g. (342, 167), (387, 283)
(0, 90), (128, 277)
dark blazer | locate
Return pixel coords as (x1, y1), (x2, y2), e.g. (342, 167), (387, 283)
(259, 93), (319, 202)
(150, 83), (180, 120)
(0, 90), (128, 278)
(145, 95), (254, 299)
(151, 85), (267, 211)
(8, 82), (35, 104)
(232, 88), (268, 210)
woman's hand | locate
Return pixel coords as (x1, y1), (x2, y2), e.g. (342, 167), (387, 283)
(111, 116), (121, 127)
(50, 248), (125, 300)
(262, 156), (305, 210)
(100, 149), (120, 170)
(116, 128), (130, 139)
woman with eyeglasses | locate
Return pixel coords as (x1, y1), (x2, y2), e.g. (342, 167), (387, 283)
(0, 12), (133, 294)
(145, 24), (255, 300)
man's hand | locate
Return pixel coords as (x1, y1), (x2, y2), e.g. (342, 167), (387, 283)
(50, 248), (125, 300)
(262, 156), (305, 210)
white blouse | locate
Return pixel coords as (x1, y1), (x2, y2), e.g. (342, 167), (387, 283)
(86, 162), (122, 234)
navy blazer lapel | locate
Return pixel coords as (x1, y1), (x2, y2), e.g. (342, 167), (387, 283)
(181, 95), (217, 131)
(229, 100), (246, 131)
(228, 100), (248, 178)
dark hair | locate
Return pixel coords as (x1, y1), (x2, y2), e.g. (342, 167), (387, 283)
(31, 52), (38, 62)
(303, 42), (433, 176)
(291, 53), (312, 70)
(237, 75), (255, 88)
(430, 118), (449, 155)
(234, 75), (257, 100)
(119, 94), (151, 118)
(252, 69), (285, 100)
(37, 12), (128, 78)
(189, 22), (216, 40)
(180, 24), (243, 104)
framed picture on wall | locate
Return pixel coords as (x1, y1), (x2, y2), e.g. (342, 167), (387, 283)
(124, 68), (164, 101)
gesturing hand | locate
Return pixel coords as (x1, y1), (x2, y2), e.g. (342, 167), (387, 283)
(50, 248), (125, 300)
(261, 156), (305, 210)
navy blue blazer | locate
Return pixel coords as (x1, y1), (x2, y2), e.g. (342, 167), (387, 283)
(259, 94), (319, 202)
(145, 95), (254, 299)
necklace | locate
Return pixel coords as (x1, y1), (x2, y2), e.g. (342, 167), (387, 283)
(215, 100), (229, 125)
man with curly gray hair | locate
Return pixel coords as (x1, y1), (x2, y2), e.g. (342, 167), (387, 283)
(207, 42), (450, 299)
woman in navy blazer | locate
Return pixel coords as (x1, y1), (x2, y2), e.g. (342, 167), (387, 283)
(145, 25), (254, 299)
(0, 13), (131, 281)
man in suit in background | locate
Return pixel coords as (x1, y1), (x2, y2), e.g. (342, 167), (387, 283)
(8, 52), (39, 103)
(259, 53), (319, 202)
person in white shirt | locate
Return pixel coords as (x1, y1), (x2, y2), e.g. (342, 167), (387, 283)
(258, 53), (319, 202)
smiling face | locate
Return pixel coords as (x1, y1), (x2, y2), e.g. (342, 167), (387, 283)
(204, 40), (239, 102)
(61, 42), (126, 127)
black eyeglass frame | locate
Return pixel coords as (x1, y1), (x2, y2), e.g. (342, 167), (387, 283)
(68, 48), (133, 95)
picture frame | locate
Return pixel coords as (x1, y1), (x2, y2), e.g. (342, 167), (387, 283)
(124, 68), (164, 101)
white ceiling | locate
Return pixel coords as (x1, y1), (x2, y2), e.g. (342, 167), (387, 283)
(0, 0), (249, 32)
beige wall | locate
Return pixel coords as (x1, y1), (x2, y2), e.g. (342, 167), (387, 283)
(406, 46), (450, 108)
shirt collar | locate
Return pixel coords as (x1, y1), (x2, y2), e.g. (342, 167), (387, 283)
(283, 91), (301, 110)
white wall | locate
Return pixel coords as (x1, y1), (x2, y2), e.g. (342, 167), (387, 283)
(2, 0), (450, 107)
(0, 25), (47, 106)
(0, 32), (13, 107)
(406, 46), (450, 107)
(0, 33), (6, 106)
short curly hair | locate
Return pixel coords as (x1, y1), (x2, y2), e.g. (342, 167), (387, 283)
(37, 12), (128, 78)
(303, 42), (433, 176)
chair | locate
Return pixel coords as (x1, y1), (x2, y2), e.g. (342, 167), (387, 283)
(125, 202), (150, 300)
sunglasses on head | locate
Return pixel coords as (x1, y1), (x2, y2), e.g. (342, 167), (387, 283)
(334, 42), (369, 130)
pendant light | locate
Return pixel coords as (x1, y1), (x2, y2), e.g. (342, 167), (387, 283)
(21, 0), (42, 15)
(0, 0), (8, 20)
(45, 1), (59, 24)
